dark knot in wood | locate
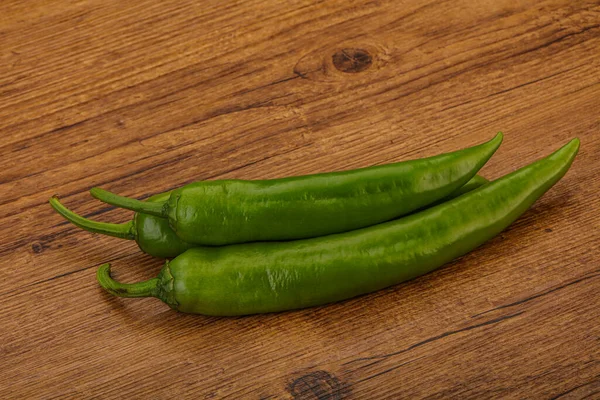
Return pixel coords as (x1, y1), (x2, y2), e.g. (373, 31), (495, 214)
(31, 242), (46, 254)
(332, 48), (372, 73)
(288, 370), (344, 399)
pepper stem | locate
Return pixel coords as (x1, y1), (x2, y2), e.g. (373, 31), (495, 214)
(49, 196), (136, 240)
(90, 188), (166, 217)
(97, 263), (159, 298)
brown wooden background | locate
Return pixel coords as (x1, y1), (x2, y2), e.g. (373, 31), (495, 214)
(1, 0), (599, 398)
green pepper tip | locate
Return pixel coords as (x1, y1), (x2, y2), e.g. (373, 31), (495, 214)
(552, 138), (580, 159)
(570, 137), (580, 148)
(492, 131), (503, 144)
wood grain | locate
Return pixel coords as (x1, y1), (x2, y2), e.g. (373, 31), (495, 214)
(1, 0), (599, 398)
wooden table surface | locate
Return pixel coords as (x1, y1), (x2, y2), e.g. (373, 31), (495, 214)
(1, 0), (599, 398)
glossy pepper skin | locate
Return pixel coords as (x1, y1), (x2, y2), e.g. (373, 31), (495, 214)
(49, 177), (488, 259)
(97, 138), (579, 316)
(131, 192), (196, 257)
(90, 133), (503, 246)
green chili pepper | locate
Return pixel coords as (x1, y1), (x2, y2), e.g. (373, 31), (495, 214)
(49, 177), (488, 259)
(89, 133), (503, 246)
(97, 138), (579, 316)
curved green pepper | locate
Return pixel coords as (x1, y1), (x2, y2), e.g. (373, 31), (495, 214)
(90, 133), (503, 245)
(97, 138), (579, 316)
(49, 177), (488, 259)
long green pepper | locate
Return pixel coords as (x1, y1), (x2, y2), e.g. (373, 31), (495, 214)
(89, 134), (502, 246)
(98, 138), (579, 316)
(49, 175), (488, 258)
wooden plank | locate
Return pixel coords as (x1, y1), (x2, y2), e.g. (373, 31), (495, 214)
(0, 0), (598, 398)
